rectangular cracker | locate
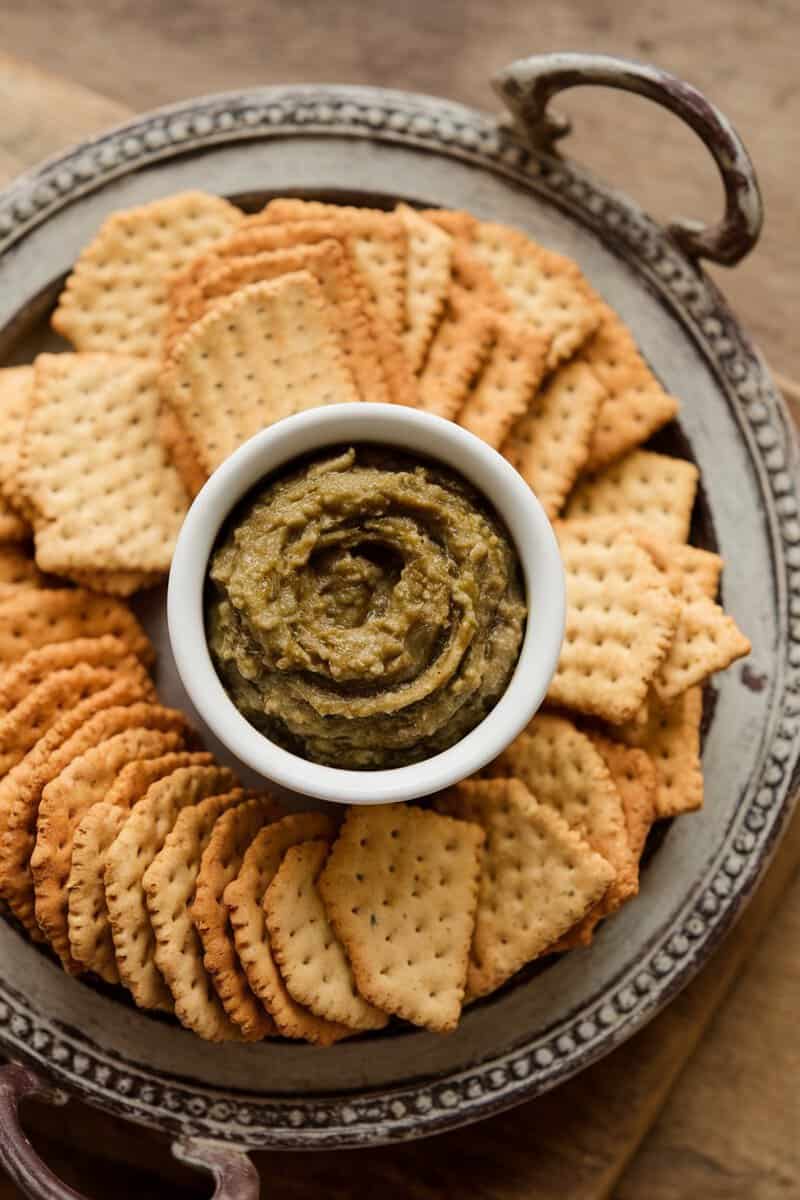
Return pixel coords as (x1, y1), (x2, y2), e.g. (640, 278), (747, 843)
(162, 273), (361, 483)
(265, 839), (389, 1032)
(0, 366), (34, 538)
(52, 191), (243, 359)
(416, 288), (495, 419)
(0, 635), (145, 715)
(0, 545), (44, 593)
(458, 314), (549, 449)
(501, 361), (605, 517)
(192, 794), (285, 1040)
(318, 804), (484, 1033)
(436, 779), (615, 997)
(565, 449), (699, 543)
(396, 204), (453, 371)
(224, 811), (349, 1046)
(105, 763), (239, 1010)
(617, 687), (704, 817)
(589, 735), (658, 866)
(17, 353), (188, 583)
(0, 587), (153, 668)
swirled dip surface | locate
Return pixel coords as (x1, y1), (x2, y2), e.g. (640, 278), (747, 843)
(206, 446), (526, 768)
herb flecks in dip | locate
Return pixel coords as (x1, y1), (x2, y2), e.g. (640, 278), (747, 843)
(206, 446), (527, 769)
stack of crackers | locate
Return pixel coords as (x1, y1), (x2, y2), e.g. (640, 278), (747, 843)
(0, 190), (751, 1041)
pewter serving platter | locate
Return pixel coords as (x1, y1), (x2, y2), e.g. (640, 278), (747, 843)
(0, 52), (797, 1196)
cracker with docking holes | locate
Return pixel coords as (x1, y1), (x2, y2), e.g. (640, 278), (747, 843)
(51, 191), (243, 359)
(0, 636), (147, 716)
(589, 735), (658, 867)
(265, 839), (389, 1032)
(396, 204), (453, 371)
(436, 778), (615, 997)
(565, 449), (699, 543)
(617, 687), (704, 818)
(0, 366), (34, 538)
(416, 289), (495, 419)
(318, 804), (484, 1033)
(0, 588), (153, 668)
(193, 795), (285, 1040)
(0, 545), (44, 593)
(458, 314), (549, 449)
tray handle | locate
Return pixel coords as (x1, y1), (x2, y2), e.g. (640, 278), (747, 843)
(492, 51), (763, 266)
(0, 1063), (260, 1199)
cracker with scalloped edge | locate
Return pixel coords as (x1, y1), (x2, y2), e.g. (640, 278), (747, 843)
(416, 289), (495, 419)
(0, 366), (33, 538)
(0, 635), (145, 716)
(144, 789), (253, 1041)
(105, 763), (239, 1010)
(192, 794), (285, 1040)
(224, 811), (349, 1045)
(68, 750), (213, 982)
(66, 569), (162, 596)
(161, 273), (361, 484)
(318, 804), (484, 1033)
(458, 313), (549, 449)
(158, 406), (207, 500)
(0, 587), (153, 668)
(0, 692), (182, 936)
(589, 735), (658, 866)
(419, 209), (479, 239)
(501, 361), (605, 516)
(33, 726), (186, 971)
(396, 204), (453, 371)
(617, 687), (704, 817)
(565, 449), (699, 543)
(548, 526), (679, 723)
(52, 191), (243, 359)
(265, 839), (389, 1032)
(436, 778), (615, 996)
(0, 545), (43, 593)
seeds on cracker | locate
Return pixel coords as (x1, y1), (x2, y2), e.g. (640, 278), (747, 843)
(0, 587), (154, 668)
(51, 191), (243, 359)
(396, 204), (453, 371)
(617, 687), (704, 818)
(265, 839), (389, 1032)
(318, 804), (484, 1033)
(436, 778), (615, 997)
(565, 449), (699, 543)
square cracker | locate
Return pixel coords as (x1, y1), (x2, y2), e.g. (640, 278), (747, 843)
(501, 361), (605, 517)
(547, 526), (679, 723)
(416, 289), (495, 419)
(161, 273), (361, 483)
(565, 449), (699, 543)
(51, 191), (243, 359)
(264, 839), (389, 1032)
(589, 735), (658, 866)
(192, 794), (285, 1040)
(224, 811), (349, 1045)
(0, 366), (33, 539)
(617, 687), (704, 817)
(0, 587), (153, 668)
(318, 804), (484, 1034)
(436, 778), (615, 997)
(396, 204), (453, 371)
(457, 314), (549, 449)
(105, 763), (239, 1011)
(17, 353), (188, 583)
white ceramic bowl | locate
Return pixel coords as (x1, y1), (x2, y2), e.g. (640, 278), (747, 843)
(168, 403), (565, 804)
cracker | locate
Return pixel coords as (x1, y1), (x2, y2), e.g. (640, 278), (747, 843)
(161, 273), (361, 483)
(0, 587), (153, 668)
(68, 750), (213, 982)
(144, 789), (250, 1041)
(396, 204), (453, 371)
(105, 763), (239, 1010)
(580, 303), (681, 471)
(0, 366), (33, 538)
(318, 804), (484, 1033)
(0, 692), (183, 935)
(224, 811), (350, 1045)
(501, 361), (605, 516)
(265, 839), (389, 1032)
(617, 687), (704, 817)
(658, 583), (749, 700)
(158, 405), (207, 500)
(0, 634), (144, 716)
(436, 779), (615, 997)
(192, 794), (285, 1040)
(32, 726), (185, 970)
(66, 569), (162, 596)
(458, 315), (549, 449)
(565, 449), (699, 543)
(17, 353), (188, 582)
(0, 544), (44, 592)
(589, 735), (658, 866)
(51, 191), (243, 359)
(548, 526), (679, 723)
(419, 209), (479, 239)
(416, 290), (495, 419)
(670, 543), (723, 600)
(469, 220), (600, 368)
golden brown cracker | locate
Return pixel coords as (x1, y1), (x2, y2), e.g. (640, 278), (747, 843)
(458, 315), (549, 449)
(0, 635), (145, 715)
(617, 687), (704, 817)
(396, 204), (453, 372)
(416, 290), (495, 419)
(655, 582), (750, 700)
(419, 209), (479, 239)
(0, 366), (34, 537)
(0, 587), (153, 668)
(318, 804), (484, 1033)
(565, 449), (699, 543)
(158, 405), (207, 500)
(589, 735), (658, 866)
(0, 544), (44, 592)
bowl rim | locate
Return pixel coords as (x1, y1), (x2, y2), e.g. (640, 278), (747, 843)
(167, 402), (565, 804)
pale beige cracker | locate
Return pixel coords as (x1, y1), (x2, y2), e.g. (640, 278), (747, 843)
(396, 204), (453, 371)
(458, 314), (549, 449)
(0, 366), (33, 538)
(589, 735), (658, 866)
(416, 290), (495, 419)
(144, 790), (250, 1041)
(105, 763), (239, 1010)
(0, 587), (153, 668)
(0, 692), (182, 936)
(193, 794), (285, 1040)
(265, 839), (389, 1032)
(32, 726), (185, 970)
(436, 779), (614, 997)
(0, 545), (43, 593)
(162, 273), (361, 483)
(448, 241), (514, 314)
(547, 526), (680, 723)
(565, 449), (699, 543)
(224, 811), (349, 1045)
(51, 191), (242, 359)
(579, 302), (681, 471)
(318, 804), (484, 1033)
(617, 687), (704, 817)
(17, 353), (188, 583)
(670, 542), (723, 600)
(469, 220), (601, 369)
(158, 405), (207, 500)
(68, 751), (212, 982)
(66, 569), (162, 596)
(501, 361), (605, 516)
(0, 635), (145, 714)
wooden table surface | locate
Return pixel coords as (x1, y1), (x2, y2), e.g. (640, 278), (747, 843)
(0, 4), (798, 1196)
